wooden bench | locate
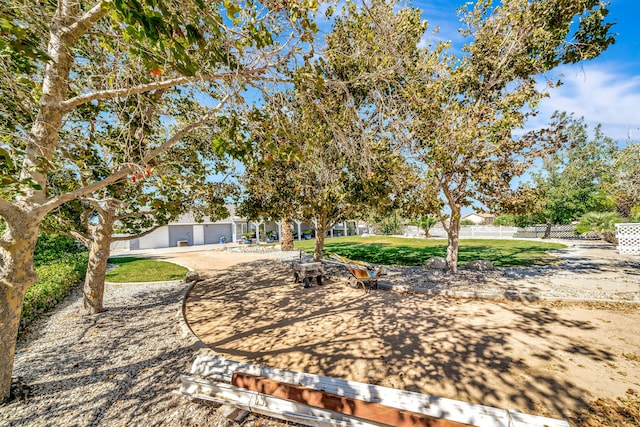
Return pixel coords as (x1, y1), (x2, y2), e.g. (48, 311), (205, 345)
(175, 355), (570, 427)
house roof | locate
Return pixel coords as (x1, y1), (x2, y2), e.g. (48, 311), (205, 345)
(461, 212), (495, 219)
(172, 204), (244, 225)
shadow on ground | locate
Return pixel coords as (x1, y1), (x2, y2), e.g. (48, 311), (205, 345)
(3, 285), (220, 426)
(185, 258), (640, 420)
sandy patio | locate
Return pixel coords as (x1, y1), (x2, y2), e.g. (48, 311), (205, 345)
(150, 246), (640, 423)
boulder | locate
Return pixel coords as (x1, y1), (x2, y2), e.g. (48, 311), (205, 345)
(425, 257), (447, 270)
(465, 260), (494, 271)
(185, 271), (201, 283)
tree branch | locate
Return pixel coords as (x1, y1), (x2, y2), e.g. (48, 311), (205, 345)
(60, 77), (193, 112)
(142, 92), (231, 162)
(42, 166), (132, 213)
(42, 93), (232, 212)
(41, 227), (91, 247)
(59, 69), (269, 113)
(112, 223), (166, 241)
(61, 1), (109, 42)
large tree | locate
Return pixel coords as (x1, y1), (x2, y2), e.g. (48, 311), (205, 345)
(0, 0), (316, 401)
(239, 87), (405, 262)
(43, 82), (239, 314)
(526, 112), (617, 233)
(44, 135), (235, 314)
(611, 142), (640, 218)
(403, 0), (615, 272)
(237, 0), (422, 261)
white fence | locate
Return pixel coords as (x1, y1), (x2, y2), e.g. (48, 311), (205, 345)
(513, 224), (602, 240)
(616, 223), (640, 255)
(427, 225), (518, 239)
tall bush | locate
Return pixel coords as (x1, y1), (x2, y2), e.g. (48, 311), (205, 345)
(575, 211), (622, 244)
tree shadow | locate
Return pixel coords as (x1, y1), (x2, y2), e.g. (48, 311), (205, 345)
(2, 283), (218, 426)
(185, 259), (635, 420)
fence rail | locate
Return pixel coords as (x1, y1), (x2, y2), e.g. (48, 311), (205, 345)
(513, 224), (599, 240)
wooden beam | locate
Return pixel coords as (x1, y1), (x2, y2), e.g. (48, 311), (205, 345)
(232, 372), (471, 427)
(190, 355), (570, 427)
(176, 375), (389, 427)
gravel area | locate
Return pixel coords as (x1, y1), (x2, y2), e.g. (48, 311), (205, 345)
(319, 243), (640, 303)
(0, 280), (282, 427)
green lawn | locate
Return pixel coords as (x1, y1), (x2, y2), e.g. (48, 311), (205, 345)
(294, 236), (566, 267)
(106, 257), (188, 282)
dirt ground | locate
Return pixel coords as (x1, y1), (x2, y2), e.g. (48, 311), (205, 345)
(155, 249), (640, 423)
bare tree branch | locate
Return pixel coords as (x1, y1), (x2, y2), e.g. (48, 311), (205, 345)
(59, 70), (269, 113)
(112, 223), (165, 241)
(42, 93), (232, 212)
(142, 93), (231, 162)
(61, 1), (109, 42)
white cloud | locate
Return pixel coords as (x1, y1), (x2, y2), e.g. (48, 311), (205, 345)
(536, 64), (640, 141)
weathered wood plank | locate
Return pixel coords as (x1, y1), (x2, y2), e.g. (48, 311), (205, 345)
(190, 355), (570, 427)
(176, 375), (389, 427)
(232, 372), (472, 427)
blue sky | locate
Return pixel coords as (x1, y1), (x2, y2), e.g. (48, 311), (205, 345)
(410, 0), (640, 142)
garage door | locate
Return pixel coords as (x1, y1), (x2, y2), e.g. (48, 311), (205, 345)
(204, 224), (232, 244)
(169, 225), (193, 247)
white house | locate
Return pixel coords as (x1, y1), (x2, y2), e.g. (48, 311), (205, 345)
(461, 212), (496, 225)
(112, 206), (247, 250)
(110, 206), (369, 251)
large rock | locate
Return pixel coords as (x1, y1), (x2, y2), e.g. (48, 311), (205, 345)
(465, 260), (494, 271)
(425, 257), (447, 270)
(185, 271), (201, 283)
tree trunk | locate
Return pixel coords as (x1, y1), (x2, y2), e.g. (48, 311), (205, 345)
(280, 216), (294, 251)
(313, 212), (328, 262)
(445, 206), (461, 274)
(0, 213), (41, 402)
(543, 221), (552, 239)
(82, 206), (116, 315)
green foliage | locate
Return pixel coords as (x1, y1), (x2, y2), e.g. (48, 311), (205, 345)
(629, 206), (640, 223)
(34, 232), (85, 267)
(612, 143), (640, 216)
(22, 252), (88, 331)
(237, 0), (418, 264)
(575, 211), (622, 234)
(374, 210), (403, 235)
(531, 113), (617, 225)
(105, 257), (188, 282)
(408, 215), (439, 236)
(493, 214), (516, 226)
(295, 236), (565, 267)
(398, 0), (615, 270)
(460, 219), (475, 226)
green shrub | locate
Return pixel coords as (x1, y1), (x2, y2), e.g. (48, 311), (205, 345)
(34, 232), (85, 266)
(629, 206), (640, 223)
(21, 252), (88, 331)
(575, 211), (622, 234)
(460, 219), (475, 226)
(493, 214), (516, 226)
(375, 211), (403, 235)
